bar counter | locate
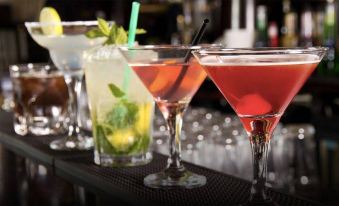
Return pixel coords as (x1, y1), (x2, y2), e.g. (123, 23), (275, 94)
(0, 110), (325, 205)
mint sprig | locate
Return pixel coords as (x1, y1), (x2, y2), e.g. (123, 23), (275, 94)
(98, 18), (110, 36)
(85, 18), (146, 45)
(108, 83), (125, 98)
(95, 83), (151, 155)
(105, 83), (139, 131)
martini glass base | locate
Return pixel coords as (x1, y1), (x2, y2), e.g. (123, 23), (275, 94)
(49, 135), (93, 151)
(144, 171), (206, 189)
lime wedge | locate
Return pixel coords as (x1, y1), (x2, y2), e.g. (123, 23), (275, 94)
(39, 7), (63, 35)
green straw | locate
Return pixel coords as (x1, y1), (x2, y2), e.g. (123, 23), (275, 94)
(122, 1), (140, 92)
(128, 2), (140, 47)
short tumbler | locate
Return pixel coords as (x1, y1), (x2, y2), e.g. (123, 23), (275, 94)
(10, 63), (69, 136)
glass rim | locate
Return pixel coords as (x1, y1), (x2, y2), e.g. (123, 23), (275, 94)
(9, 63), (60, 75)
(24, 20), (114, 28)
(10, 62), (55, 68)
(193, 46), (328, 55)
(119, 44), (223, 51)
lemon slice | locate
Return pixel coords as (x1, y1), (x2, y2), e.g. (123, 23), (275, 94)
(135, 103), (152, 134)
(106, 129), (136, 152)
(39, 7), (63, 35)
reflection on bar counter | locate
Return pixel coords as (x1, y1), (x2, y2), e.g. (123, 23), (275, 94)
(153, 107), (318, 190)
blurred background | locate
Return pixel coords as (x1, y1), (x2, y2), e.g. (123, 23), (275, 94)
(0, 0), (338, 205)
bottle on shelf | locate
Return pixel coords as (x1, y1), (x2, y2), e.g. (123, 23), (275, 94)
(254, 5), (268, 47)
(268, 22), (279, 47)
(280, 0), (298, 47)
(299, 6), (313, 47)
(312, 10), (324, 46)
(222, 0), (255, 48)
(319, 0), (337, 76)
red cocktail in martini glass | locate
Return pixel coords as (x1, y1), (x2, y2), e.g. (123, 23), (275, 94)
(193, 47), (327, 204)
(120, 45), (207, 189)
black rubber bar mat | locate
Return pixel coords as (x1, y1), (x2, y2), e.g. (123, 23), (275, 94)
(0, 111), (322, 205)
(55, 154), (321, 206)
(0, 111), (91, 166)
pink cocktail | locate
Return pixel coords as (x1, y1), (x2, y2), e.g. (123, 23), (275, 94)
(193, 48), (327, 205)
(120, 45), (208, 189)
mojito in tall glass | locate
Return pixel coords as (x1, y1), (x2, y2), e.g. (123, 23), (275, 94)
(84, 45), (154, 167)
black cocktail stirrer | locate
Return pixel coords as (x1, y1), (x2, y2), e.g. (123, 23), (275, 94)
(163, 19), (209, 99)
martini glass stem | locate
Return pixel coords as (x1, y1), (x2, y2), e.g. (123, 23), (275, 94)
(249, 133), (270, 203)
(162, 103), (186, 177)
(65, 75), (83, 138)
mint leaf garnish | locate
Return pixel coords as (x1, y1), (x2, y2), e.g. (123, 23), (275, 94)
(85, 28), (105, 38)
(98, 18), (110, 36)
(85, 18), (146, 45)
(107, 83), (139, 126)
(95, 125), (116, 154)
(115, 27), (128, 44)
(108, 83), (125, 98)
(105, 102), (129, 128)
(105, 99), (138, 128)
(130, 29), (147, 35)
(106, 83), (139, 131)
(95, 83), (149, 155)
(108, 22), (117, 42)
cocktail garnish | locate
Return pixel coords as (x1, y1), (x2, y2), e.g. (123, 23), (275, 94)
(85, 18), (146, 45)
(236, 94), (272, 115)
(108, 83), (125, 98)
(39, 7), (63, 35)
(106, 83), (138, 127)
(92, 83), (143, 154)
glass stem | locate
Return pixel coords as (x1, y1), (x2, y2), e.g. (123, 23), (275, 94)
(163, 104), (186, 178)
(65, 75), (83, 138)
(249, 133), (270, 203)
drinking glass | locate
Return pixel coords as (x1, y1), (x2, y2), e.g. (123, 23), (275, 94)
(84, 45), (154, 167)
(10, 63), (69, 136)
(120, 45), (207, 189)
(25, 21), (105, 150)
(193, 47), (327, 204)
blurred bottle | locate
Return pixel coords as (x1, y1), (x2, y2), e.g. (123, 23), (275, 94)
(319, 0), (337, 76)
(313, 11), (325, 46)
(222, 0), (255, 48)
(167, 2), (184, 44)
(268, 22), (279, 47)
(181, 0), (220, 44)
(255, 5), (268, 47)
(281, 0), (298, 47)
(171, 15), (184, 45)
(299, 6), (313, 47)
(181, 0), (194, 44)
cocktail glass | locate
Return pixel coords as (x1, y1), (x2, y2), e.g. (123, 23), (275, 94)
(193, 47), (327, 204)
(25, 21), (106, 150)
(120, 45), (207, 189)
(83, 45), (154, 166)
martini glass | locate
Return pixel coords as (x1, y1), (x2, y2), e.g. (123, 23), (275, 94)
(193, 47), (327, 204)
(25, 21), (105, 150)
(120, 45), (207, 189)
